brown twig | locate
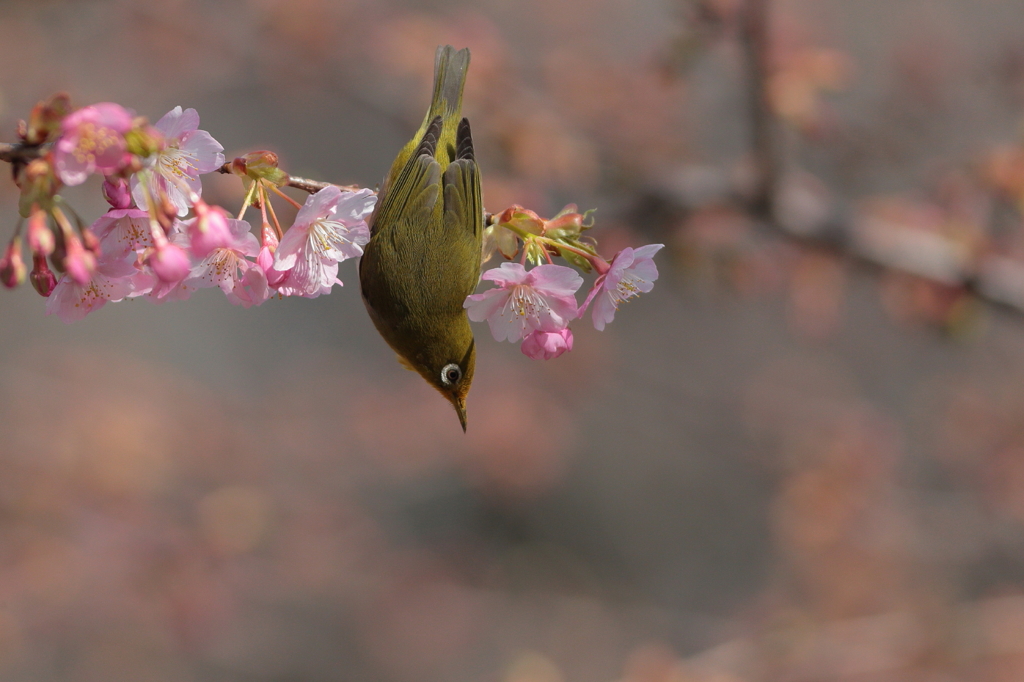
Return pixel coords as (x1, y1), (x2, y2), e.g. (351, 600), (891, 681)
(0, 142), (44, 166)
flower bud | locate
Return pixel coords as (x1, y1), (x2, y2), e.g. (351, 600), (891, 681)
(81, 227), (101, 254)
(521, 328), (574, 360)
(24, 93), (71, 146)
(260, 222), (279, 251)
(17, 158), (60, 218)
(258, 245), (287, 287)
(498, 206), (545, 236)
(26, 207), (54, 256)
(543, 204), (585, 239)
(30, 255), (57, 297)
(239, 151), (289, 186)
(63, 234), (96, 285)
(0, 237), (26, 288)
(102, 178), (133, 210)
(188, 201), (233, 257)
(146, 243), (190, 282)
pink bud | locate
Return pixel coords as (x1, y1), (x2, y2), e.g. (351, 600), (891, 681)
(102, 178), (133, 209)
(257, 245), (287, 287)
(63, 235), (96, 285)
(261, 222), (279, 250)
(146, 243), (191, 282)
(0, 237), (26, 289)
(27, 208), (54, 256)
(81, 227), (100, 254)
(188, 201), (232, 257)
(30, 255), (57, 297)
(520, 328), (574, 360)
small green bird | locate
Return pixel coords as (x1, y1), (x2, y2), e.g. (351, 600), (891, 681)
(359, 45), (483, 431)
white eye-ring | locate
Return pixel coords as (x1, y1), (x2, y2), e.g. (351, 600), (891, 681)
(441, 363), (462, 386)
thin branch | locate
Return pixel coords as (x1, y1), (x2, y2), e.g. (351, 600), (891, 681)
(215, 162), (365, 195)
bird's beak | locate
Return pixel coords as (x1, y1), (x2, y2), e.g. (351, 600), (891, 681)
(455, 399), (468, 433)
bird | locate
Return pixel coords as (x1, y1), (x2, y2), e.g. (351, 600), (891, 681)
(359, 45), (483, 432)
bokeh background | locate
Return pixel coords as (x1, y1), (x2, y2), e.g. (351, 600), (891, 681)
(2, 0), (1024, 680)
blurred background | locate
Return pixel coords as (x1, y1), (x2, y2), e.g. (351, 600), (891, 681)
(2, 0), (1024, 680)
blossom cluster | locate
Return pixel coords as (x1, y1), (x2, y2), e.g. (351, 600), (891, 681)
(0, 98), (374, 322)
(466, 205), (663, 359)
(1, 95), (663, 361)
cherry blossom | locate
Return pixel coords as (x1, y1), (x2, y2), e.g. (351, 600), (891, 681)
(53, 103), (134, 185)
(227, 267), (273, 308)
(182, 218), (259, 294)
(580, 244), (664, 331)
(464, 262), (583, 342)
(89, 208), (152, 263)
(45, 258), (138, 323)
(131, 106), (224, 216)
(273, 186), (375, 298)
(521, 328), (574, 360)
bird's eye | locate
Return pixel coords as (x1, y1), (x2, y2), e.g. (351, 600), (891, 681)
(441, 363), (462, 386)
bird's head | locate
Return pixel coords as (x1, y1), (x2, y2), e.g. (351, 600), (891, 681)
(400, 330), (476, 432)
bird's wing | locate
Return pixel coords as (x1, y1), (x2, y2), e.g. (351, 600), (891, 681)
(444, 118), (483, 243)
(370, 116), (443, 238)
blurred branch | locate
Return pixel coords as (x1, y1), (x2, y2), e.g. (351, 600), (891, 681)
(665, 0), (1024, 320)
(0, 142), (44, 166)
(649, 165), (1024, 318)
(740, 0), (778, 220)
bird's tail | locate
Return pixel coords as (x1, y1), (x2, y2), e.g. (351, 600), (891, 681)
(427, 45), (470, 126)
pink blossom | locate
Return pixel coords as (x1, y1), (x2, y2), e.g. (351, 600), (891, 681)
(54, 103), (134, 185)
(227, 267), (273, 308)
(131, 106), (225, 216)
(464, 263), (583, 342)
(521, 328), (574, 360)
(45, 258), (138, 323)
(273, 186), (375, 298)
(89, 209), (152, 263)
(146, 242), (191, 283)
(183, 218), (259, 294)
(187, 201), (234, 258)
(133, 222), (195, 302)
(580, 244), (664, 331)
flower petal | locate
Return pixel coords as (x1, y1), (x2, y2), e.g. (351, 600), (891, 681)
(480, 262), (529, 287)
(527, 263), (584, 297)
(294, 186), (341, 229)
(155, 106), (198, 138)
(179, 129), (225, 173)
(465, 287), (511, 327)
